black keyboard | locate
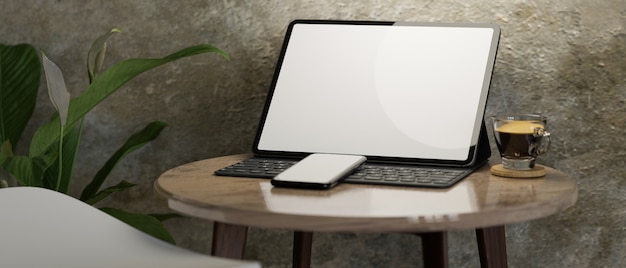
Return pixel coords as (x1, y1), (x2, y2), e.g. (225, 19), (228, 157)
(215, 158), (298, 178)
(215, 158), (472, 188)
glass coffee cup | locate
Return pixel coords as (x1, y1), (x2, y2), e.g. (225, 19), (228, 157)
(492, 114), (551, 170)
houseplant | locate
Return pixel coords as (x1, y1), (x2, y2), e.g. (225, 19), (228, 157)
(0, 29), (228, 243)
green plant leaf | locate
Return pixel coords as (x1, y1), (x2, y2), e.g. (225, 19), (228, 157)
(4, 156), (35, 186)
(41, 51), (71, 126)
(83, 180), (136, 205)
(80, 121), (167, 202)
(0, 43), (40, 148)
(0, 150), (9, 166)
(88, 28), (122, 83)
(100, 207), (176, 244)
(42, 124), (82, 193)
(3, 153), (56, 187)
(30, 44), (228, 157)
(31, 153), (58, 187)
(0, 152), (11, 188)
(149, 213), (185, 222)
(1, 140), (12, 157)
(0, 153), (9, 188)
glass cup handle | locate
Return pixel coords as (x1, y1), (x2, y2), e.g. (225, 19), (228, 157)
(534, 128), (551, 154)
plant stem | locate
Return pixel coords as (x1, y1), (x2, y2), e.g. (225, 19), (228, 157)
(55, 125), (64, 191)
(70, 118), (86, 189)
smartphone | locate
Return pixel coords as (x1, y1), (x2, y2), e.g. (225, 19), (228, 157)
(271, 153), (367, 190)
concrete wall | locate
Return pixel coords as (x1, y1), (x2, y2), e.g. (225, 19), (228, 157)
(2, 0), (624, 267)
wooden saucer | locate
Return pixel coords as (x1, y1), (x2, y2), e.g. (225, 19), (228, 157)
(490, 164), (546, 178)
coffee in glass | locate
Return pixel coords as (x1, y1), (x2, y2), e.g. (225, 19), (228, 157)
(492, 114), (551, 170)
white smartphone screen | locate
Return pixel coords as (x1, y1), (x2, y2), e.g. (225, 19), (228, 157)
(272, 154), (366, 187)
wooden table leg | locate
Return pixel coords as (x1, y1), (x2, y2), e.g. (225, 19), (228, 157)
(475, 225), (508, 268)
(419, 231), (448, 268)
(211, 222), (249, 259)
(293, 231), (313, 268)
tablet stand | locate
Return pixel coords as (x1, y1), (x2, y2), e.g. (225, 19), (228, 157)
(474, 120), (492, 167)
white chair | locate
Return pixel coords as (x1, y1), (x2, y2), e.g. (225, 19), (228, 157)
(0, 187), (261, 268)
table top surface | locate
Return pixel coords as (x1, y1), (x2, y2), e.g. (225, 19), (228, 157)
(155, 154), (577, 233)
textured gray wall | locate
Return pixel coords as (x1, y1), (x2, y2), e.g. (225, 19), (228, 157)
(2, 0), (624, 267)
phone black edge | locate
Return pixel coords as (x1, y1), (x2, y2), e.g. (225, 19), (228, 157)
(270, 178), (338, 190)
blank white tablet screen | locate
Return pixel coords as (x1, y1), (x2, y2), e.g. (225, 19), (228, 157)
(258, 22), (497, 161)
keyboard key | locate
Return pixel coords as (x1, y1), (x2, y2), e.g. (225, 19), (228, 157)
(365, 175), (383, 181)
